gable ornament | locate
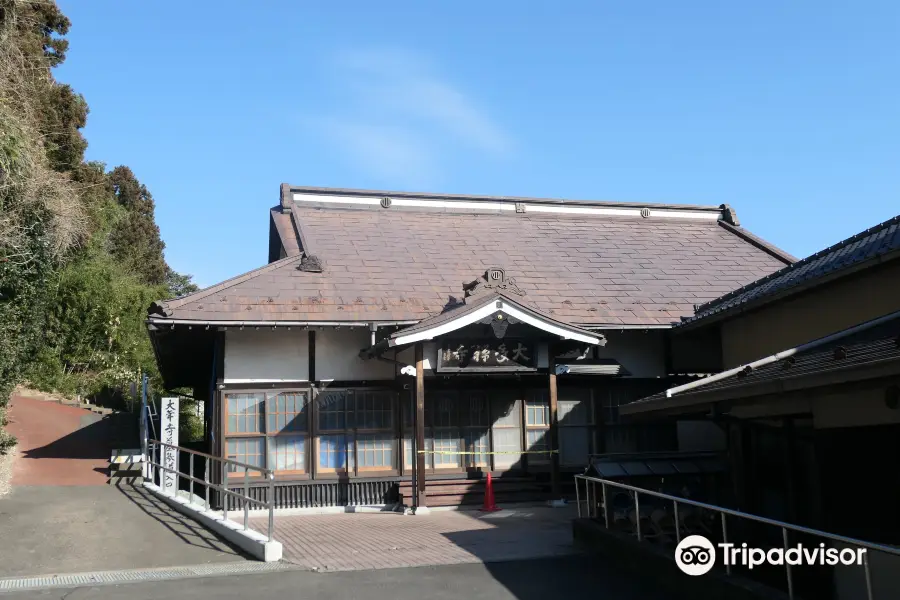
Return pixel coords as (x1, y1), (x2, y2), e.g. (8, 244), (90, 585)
(463, 267), (526, 299)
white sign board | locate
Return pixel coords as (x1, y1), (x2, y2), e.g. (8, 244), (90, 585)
(160, 396), (180, 495)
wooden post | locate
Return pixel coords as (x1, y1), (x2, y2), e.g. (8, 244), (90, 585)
(309, 330), (317, 480)
(549, 350), (560, 497)
(414, 343), (427, 508)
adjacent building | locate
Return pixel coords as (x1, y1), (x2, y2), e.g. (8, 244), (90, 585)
(621, 214), (900, 596)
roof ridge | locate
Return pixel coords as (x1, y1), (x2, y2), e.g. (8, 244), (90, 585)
(284, 184), (724, 213)
(695, 214), (900, 315)
(151, 254), (303, 314)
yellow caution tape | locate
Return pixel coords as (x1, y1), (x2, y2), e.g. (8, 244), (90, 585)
(416, 449), (558, 455)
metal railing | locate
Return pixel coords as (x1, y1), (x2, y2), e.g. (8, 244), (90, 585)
(147, 440), (276, 543)
(575, 474), (900, 600)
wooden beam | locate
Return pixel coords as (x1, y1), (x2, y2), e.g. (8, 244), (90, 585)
(309, 330), (317, 480)
(414, 343), (427, 508)
(308, 330), (316, 382)
(549, 350), (560, 497)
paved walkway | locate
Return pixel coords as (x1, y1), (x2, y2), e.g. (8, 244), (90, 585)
(256, 505), (579, 571)
(0, 395), (249, 578)
(6, 396), (110, 486)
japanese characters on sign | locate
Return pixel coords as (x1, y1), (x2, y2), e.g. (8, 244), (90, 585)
(160, 397), (179, 495)
(437, 340), (536, 372)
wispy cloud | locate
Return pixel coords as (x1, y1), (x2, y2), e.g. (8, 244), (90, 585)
(311, 118), (439, 188)
(305, 48), (513, 187)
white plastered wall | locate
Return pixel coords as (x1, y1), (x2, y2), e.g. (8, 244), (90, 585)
(316, 328), (395, 381)
(224, 329), (309, 382)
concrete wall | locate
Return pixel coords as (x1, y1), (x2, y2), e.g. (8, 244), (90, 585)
(727, 386), (900, 430)
(595, 330), (666, 378)
(720, 261), (900, 368)
(224, 329), (309, 382)
(316, 328), (395, 381)
(224, 327), (395, 382)
(812, 387), (900, 429)
(223, 327), (667, 383)
(670, 325), (723, 374)
(677, 420), (727, 451)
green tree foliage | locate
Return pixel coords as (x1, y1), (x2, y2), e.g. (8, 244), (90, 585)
(166, 268), (200, 298)
(0, 1), (198, 449)
(108, 166), (168, 285)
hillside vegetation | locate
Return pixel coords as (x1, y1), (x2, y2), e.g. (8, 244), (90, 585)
(0, 1), (198, 450)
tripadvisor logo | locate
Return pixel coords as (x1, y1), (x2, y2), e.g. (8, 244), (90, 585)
(675, 535), (867, 576)
(676, 535), (716, 576)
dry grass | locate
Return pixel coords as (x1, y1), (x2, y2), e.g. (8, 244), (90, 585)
(0, 442), (17, 497)
(0, 1), (87, 260)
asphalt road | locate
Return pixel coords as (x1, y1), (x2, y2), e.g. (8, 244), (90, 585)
(1, 556), (677, 600)
(1, 396), (248, 578)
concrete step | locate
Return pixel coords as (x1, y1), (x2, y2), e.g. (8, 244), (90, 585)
(108, 475), (144, 486)
(110, 462), (143, 472)
(110, 450), (143, 469)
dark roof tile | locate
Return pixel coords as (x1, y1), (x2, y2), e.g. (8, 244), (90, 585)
(682, 215), (900, 327)
(152, 195), (793, 326)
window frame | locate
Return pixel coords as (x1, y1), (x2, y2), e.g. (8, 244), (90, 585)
(524, 390), (551, 466)
(223, 389), (310, 478)
(313, 387), (398, 476)
(490, 392), (523, 472)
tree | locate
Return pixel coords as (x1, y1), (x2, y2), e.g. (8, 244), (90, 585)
(166, 268), (200, 298)
(0, 1), (199, 434)
(107, 166), (167, 285)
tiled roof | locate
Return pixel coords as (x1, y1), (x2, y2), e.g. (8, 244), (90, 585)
(627, 312), (900, 410)
(149, 186), (793, 327)
(681, 215), (900, 327)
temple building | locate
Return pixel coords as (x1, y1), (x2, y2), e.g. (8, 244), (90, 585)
(146, 185), (793, 509)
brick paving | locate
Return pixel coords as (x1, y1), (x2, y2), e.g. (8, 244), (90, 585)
(254, 506), (580, 571)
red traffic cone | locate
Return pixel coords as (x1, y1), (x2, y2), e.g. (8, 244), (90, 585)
(480, 472), (501, 512)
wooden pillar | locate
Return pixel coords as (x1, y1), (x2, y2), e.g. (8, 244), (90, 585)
(309, 330), (317, 480)
(549, 350), (560, 497)
(414, 343), (427, 508)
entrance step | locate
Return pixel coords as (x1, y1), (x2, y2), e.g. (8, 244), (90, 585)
(108, 449), (144, 486)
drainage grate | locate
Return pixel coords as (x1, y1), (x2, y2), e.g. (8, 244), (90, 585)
(0, 561), (296, 592)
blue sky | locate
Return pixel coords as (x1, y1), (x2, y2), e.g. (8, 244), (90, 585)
(56, 1), (899, 288)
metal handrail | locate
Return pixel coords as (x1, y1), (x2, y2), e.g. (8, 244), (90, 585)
(575, 474), (896, 600)
(147, 439), (276, 543)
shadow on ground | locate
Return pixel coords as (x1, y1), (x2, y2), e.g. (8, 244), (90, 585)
(440, 510), (678, 600)
(20, 412), (138, 461)
(0, 484), (251, 578)
(113, 484), (247, 556)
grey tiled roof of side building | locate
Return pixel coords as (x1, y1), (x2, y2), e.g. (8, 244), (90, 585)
(150, 190), (794, 327)
(681, 215), (900, 326)
(631, 312), (900, 407)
